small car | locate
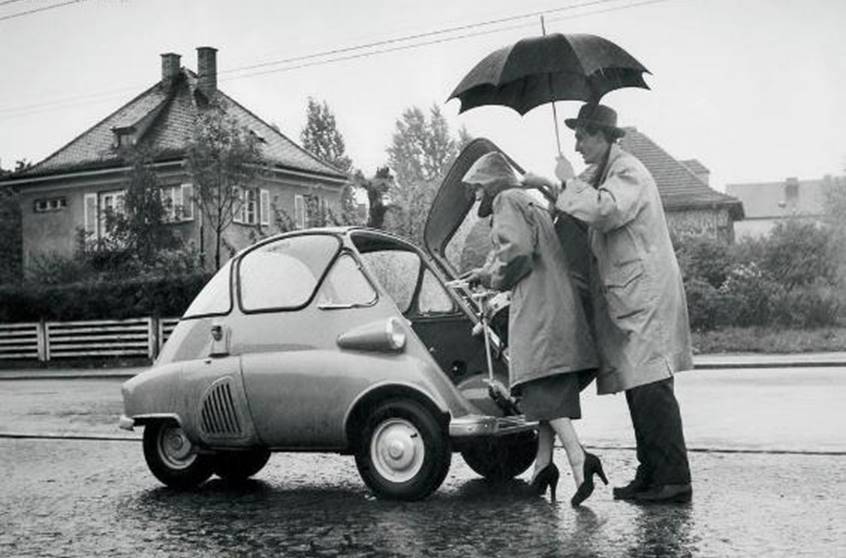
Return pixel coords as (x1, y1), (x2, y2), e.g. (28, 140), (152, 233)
(120, 139), (538, 501)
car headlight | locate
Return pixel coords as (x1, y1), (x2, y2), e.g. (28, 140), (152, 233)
(337, 317), (407, 353)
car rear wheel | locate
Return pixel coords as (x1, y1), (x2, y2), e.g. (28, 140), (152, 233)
(355, 399), (451, 501)
(212, 448), (271, 481)
(460, 432), (538, 481)
(142, 421), (213, 489)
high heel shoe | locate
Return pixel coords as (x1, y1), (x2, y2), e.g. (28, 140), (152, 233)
(571, 452), (608, 507)
(530, 463), (560, 500)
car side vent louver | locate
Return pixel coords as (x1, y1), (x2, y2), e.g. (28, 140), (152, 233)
(200, 378), (243, 437)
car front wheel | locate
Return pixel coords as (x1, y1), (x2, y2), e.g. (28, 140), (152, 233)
(142, 421), (213, 489)
(355, 399), (451, 501)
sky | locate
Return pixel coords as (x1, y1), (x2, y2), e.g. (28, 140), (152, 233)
(1, 0), (845, 192)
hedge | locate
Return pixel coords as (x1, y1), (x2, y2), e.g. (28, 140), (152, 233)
(0, 272), (211, 323)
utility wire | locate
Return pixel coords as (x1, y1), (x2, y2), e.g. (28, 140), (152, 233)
(0, 0), (35, 7)
(0, 0), (668, 118)
(0, 0), (87, 22)
(220, 0), (626, 75)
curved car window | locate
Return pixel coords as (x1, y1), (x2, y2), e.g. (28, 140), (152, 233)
(316, 253), (377, 306)
(239, 235), (340, 311)
(183, 261), (232, 318)
(445, 199), (493, 274)
(418, 269), (455, 314)
(360, 250), (420, 314)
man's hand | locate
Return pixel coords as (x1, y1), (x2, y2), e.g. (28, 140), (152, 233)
(555, 155), (575, 182)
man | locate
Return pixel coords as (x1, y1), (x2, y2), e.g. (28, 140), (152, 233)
(523, 103), (693, 503)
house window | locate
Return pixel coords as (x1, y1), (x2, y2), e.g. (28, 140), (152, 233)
(83, 190), (126, 238)
(161, 183), (194, 222)
(232, 187), (269, 225)
(33, 197), (67, 213)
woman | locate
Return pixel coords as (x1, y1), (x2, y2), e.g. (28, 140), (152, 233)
(464, 151), (607, 506)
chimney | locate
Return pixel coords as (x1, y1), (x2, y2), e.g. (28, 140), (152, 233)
(160, 52), (181, 88)
(196, 46), (218, 97)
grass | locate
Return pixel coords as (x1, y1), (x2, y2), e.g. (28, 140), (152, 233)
(691, 326), (846, 354)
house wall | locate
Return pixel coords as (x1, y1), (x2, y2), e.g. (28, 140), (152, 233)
(18, 166), (343, 273)
(666, 208), (735, 243)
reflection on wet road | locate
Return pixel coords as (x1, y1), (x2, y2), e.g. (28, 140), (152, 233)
(2, 439), (844, 557)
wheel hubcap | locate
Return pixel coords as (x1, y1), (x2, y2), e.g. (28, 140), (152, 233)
(370, 418), (424, 483)
(157, 425), (197, 470)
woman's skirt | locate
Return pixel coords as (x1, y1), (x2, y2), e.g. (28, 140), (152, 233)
(515, 369), (596, 421)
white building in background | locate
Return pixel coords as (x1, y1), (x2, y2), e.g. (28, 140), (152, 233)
(726, 175), (846, 239)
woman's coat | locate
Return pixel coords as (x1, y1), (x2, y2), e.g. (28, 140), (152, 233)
(479, 189), (598, 389)
(556, 143), (693, 394)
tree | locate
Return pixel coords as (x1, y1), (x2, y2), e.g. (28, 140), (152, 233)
(300, 98), (360, 226)
(300, 97), (353, 173)
(184, 105), (264, 269)
(0, 160), (24, 284)
(384, 104), (465, 242)
(108, 147), (181, 264)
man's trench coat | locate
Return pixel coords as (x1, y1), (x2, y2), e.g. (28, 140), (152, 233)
(479, 189), (598, 389)
(556, 143), (694, 394)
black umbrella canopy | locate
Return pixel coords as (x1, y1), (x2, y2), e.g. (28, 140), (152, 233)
(449, 33), (650, 115)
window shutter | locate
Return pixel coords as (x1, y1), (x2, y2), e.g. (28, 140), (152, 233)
(294, 194), (305, 229)
(116, 190), (127, 215)
(260, 189), (270, 226)
(232, 186), (243, 223)
(181, 183), (194, 221)
(84, 193), (97, 236)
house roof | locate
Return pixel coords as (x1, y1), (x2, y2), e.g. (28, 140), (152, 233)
(16, 69), (347, 182)
(725, 175), (845, 219)
(619, 127), (744, 219)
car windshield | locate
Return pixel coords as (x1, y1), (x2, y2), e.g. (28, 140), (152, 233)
(239, 234), (340, 311)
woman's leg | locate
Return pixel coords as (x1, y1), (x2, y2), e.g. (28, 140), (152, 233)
(532, 421), (555, 480)
(549, 417), (586, 487)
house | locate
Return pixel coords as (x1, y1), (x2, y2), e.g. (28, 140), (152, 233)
(725, 175), (845, 239)
(619, 127), (744, 243)
(2, 47), (348, 271)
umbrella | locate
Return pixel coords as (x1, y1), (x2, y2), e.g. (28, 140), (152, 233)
(448, 32), (649, 152)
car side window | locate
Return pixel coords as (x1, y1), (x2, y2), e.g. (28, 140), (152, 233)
(183, 261), (232, 318)
(418, 269), (456, 314)
(239, 235), (340, 311)
(360, 250), (420, 314)
(316, 253), (377, 307)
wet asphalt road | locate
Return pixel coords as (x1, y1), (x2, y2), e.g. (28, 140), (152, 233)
(2, 438), (844, 557)
(1, 369), (845, 556)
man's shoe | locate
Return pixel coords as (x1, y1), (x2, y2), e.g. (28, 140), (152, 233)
(633, 483), (692, 503)
(612, 476), (649, 500)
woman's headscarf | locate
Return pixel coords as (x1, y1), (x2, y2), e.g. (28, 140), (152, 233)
(462, 151), (520, 217)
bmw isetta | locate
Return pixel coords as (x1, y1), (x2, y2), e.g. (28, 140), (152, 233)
(119, 139), (539, 500)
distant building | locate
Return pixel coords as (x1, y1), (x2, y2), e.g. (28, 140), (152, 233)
(726, 175), (845, 239)
(620, 127), (744, 243)
(1, 47), (347, 271)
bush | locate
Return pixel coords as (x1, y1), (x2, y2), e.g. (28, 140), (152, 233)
(0, 273), (210, 323)
(770, 280), (843, 328)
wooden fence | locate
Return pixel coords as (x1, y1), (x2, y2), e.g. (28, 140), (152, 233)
(0, 317), (180, 362)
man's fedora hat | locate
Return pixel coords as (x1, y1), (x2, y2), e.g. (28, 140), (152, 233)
(564, 103), (625, 138)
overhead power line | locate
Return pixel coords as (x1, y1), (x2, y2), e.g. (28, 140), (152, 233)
(0, 0), (87, 22)
(0, 0), (668, 119)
